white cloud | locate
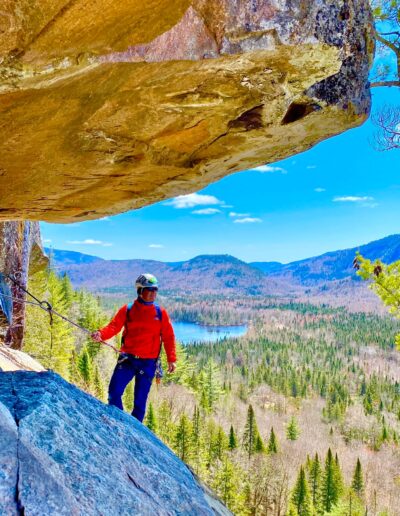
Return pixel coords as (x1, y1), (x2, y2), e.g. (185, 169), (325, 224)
(149, 244), (164, 248)
(361, 202), (379, 209)
(166, 193), (223, 209)
(314, 187), (326, 193)
(250, 164), (287, 174)
(229, 212), (250, 217)
(43, 238), (52, 243)
(67, 239), (112, 247)
(192, 208), (221, 215)
(333, 196), (374, 202)
(234, 217), (262, 224)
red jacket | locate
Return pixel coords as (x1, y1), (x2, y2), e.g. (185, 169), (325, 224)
(99, 300), (176, 362)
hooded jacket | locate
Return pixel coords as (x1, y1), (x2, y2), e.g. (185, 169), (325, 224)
(99, 299), (176, 363)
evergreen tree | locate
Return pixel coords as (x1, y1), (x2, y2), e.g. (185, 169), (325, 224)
(334, 453), (344, 498)
(291, 466), (314, 516)
(77, 346), (94, 390)
(321, 448), (340, 512)
(145, 402), (158, 433)
(286, 503), (299, 516)
(68, 349), (81, 385)
(267, 427), (278, 454)
(191, 406), (204, 475)
(158, 400), (174, 444)
(242, 405), (260, 459)
(213, 426), (228, 461)
(308, 453), (322, 512)
(60, 273), (74, 309)
(351, 458), (364, 496)
(255, 433), (266, 453)
(228, 425), (238, 451)
(93, 365), (105, 401)
(382, 423), (389, 442)
(24, 268), (74, 378)
(122, 380), (134, 413)
(287, 416), (300, 440)
(212, 457), (237, 509)
(175, 413), (192, 462)
(199, 359), (223, 412)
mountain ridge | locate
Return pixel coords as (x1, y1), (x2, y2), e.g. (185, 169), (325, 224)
(45, 233), (400, 290)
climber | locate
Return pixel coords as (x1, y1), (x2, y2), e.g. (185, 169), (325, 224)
(91, 273), (176, 422)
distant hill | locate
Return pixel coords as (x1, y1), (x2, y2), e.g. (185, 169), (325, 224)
(49, 251), (289, 296)
(47, 235), (400, 302)
(45, 248), (104, 266)
(251, 234), (400, 284)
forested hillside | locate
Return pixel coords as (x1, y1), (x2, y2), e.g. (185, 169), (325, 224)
(23, 265), (400, 515)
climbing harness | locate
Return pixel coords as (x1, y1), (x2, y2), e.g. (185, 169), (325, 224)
(0, 273), (120, 354)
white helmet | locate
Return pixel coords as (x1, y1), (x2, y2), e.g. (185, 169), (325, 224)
(135, 273), (159, 290)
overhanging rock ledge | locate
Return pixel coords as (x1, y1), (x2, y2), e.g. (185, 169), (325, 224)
(0, 0), (374, 222)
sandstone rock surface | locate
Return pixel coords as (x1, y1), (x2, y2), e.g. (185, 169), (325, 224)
(0, 0), (374, 222)
(0, 371), (231, 515)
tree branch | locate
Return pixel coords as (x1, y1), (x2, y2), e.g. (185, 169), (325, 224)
(370, 80), (400, 87)
(375, 31), (400, 55)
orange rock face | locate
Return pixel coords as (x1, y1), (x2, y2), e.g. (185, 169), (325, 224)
(0, 0), (374, 222)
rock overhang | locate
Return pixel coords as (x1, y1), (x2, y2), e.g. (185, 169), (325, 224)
(0, 0), (374, 222)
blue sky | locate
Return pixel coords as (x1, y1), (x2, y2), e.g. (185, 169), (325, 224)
(41, 86), (400, 264)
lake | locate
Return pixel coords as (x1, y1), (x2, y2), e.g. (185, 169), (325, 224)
(173, 321), (247, 344)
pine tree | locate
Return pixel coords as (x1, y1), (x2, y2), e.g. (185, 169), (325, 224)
(213, 426), (228, 461)
(228, 425), (238, 451)
(291, 466), (314, 516)
(24, 268), (74, 378)
(157, 400), (174, 444)
(242, 405), (260, 459)
(199, 359), (223, 412)
(60, 273), (74, 309)
(351, 458), (364, 496)
(77, 346), (94, 390)
(93, 365), (105, 401)
(255, 433), (266, 453)
(321, 448), (340, 512)
(267, 427), (278, 454)
(175, 413), (192, 462)
(286, 503), (299, 516)
(287, 416), (300, 440)
(145, 402), (158, 433)
(308, 453), (322, 512)
(212, 457), (237, 509)
(334, 453), (344, 498)
(123, 380), (134, 413)
(191, 406), (204, 475)
(382, 423), (389, 442)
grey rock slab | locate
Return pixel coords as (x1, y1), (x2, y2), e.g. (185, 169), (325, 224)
(0, 371), (230, 515)
(0, 400), (18, 516)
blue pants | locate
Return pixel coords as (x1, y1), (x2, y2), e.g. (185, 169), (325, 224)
(108, 354), (157, 422)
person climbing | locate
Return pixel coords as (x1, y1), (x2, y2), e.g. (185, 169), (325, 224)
(91, 273), (176, 422)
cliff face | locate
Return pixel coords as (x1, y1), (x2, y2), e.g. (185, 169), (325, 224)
(0, 0), (374, 222)
(0, 371), (231, 515)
